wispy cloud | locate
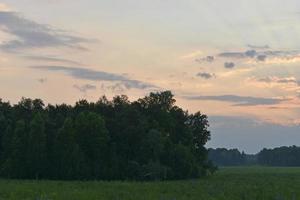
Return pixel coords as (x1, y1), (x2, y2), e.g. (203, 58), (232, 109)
(0, 11), (92, 52)
(195, 46), (300, 68)
(256, 55), (267, 62)
(219, 50), (257, 59)
(255, 76), (299, 84)
(100, 83), (129, 93)
(219, 68), (253, 78)
(24, 55), (82, 65)
(247, 44), (270, 49)
(219, 49), (300, 64)
(218, 52), (247, 59)
(195, 56), (215, 63)
(37, 78), (47, 84)
(260, 55), (300, 64)
(247, 76), (300, 89)
(180, 50), (203, 59)
(196, 72), (216, 79)
(183, 94), (287, 106)
(73, 84), (97, 93)
(31, 65), (158, 90)
(224, 62), (235, 69)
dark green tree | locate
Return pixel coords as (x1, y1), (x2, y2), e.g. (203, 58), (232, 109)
(1, 120), (27, 178)
(0, 91), (216, 180)
(54, 118), (84, 179)
(74, 112), (109, 179)
(27, 113), (46, 179)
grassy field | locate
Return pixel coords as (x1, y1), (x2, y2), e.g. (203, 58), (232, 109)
(0, 167), (300, 200)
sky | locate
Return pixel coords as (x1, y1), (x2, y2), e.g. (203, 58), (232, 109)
(0, 0), (300, 153)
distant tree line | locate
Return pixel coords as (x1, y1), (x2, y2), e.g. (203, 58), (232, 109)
(258, 146), (300, 166)
(0, 91), (216, 180)
(208, 148), (248, 166)
(209, 146), (300, 167)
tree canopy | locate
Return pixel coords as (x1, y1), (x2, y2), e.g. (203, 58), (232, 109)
(0, 91), (215, 180)
(257, 146), (300, 167)
(209, 146), (300, 167)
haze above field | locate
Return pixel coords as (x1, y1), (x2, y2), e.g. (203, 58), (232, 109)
(0, 0), (300, 153)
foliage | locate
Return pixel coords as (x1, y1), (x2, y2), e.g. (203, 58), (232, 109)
(208, 148), (247, 166)
(209, 146), (300, 167)
(0, 91), (214, 180)
(257, 146), (300, 166)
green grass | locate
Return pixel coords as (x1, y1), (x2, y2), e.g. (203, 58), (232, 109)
(1, 167), (300, 200)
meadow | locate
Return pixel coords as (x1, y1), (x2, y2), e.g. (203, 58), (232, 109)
(0, 167), (300, 200)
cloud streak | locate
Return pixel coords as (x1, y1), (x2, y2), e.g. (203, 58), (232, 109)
(37, 78), (47, 84)
(73, 84), (97, 93)
(224, 62), (235, 69)
(219, 50), (258, 59)
(31, 65), (157, 90)
(195, 56), (215, 63)
(256, 55), (267, 62)
(247, 44), (270, 49)
(218, 52), (246, 59)
(0, 11), (91, 52)
(197, 72), (216, 79)
(100, 83), (129, 93)
(183, 94), (287, 106)
(24, 55), (82, 65)
(247, 76), (300, 89)
(256, 77), (299, 84)
(219, 49), (300, 64)
(195, 46), (300, 68)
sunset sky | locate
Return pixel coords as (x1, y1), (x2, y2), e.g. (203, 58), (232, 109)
(1, 0), (300, 153)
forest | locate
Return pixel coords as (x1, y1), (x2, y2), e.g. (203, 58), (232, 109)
(0, 91), (216, 180)
(209, 146), (300, 167)
(257, 146), (300, 166)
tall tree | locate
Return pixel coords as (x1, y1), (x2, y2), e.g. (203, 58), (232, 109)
(54, 117), (84, 179)
(27, 113), (46, 179)
(74, 112), (109, 179)
(1, 120), (27, 178)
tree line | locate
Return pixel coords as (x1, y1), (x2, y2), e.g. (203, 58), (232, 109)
(209, 146), (300, 167)
(208, 148), (248, 166)
(258, 146), (300, 166)
(0, 91), (216, 180)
